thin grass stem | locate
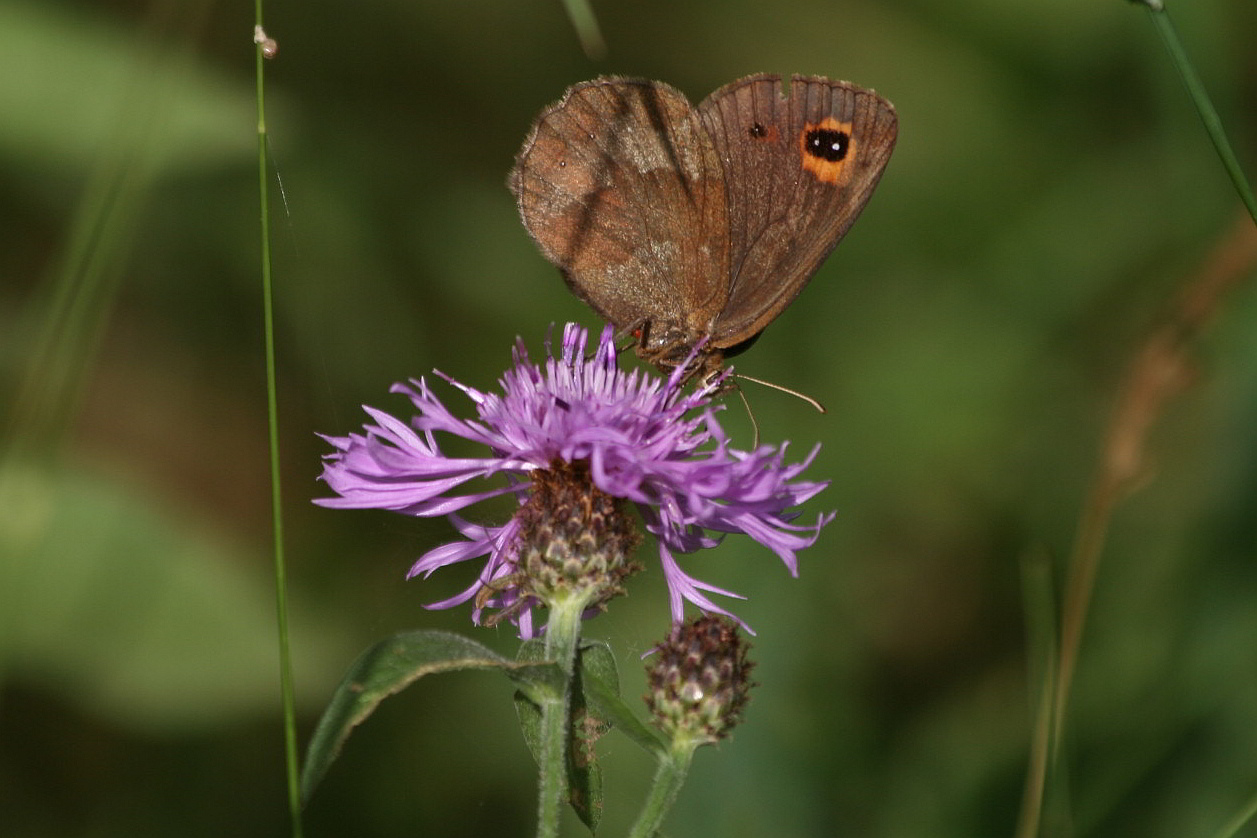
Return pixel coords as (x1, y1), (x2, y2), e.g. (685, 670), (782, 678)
(1134, 0), (1257, 224)
(252, 8), (303, 837)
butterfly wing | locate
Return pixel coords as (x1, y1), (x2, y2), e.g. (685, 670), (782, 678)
(696, 74), (897, 348)
(510, 78), (731, 350)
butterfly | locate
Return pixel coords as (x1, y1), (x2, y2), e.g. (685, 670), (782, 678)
(510, 74), (897, 381)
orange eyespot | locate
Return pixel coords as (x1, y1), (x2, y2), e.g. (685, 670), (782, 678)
(799, 117), (854, 185)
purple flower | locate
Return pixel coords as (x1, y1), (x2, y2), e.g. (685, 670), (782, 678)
(316, 323), (834, 637)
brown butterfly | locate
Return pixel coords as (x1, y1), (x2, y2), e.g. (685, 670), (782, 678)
(510, 74), (897, 381)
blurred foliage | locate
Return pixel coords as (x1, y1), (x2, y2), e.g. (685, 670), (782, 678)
(1, 0), (1255, 836)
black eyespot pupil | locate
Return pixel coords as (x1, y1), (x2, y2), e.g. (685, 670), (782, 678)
(749, 122), (767, 138)
(806, 128), (849, 162)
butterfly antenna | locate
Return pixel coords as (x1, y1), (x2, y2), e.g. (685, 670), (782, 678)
(734, 373), (827, 414)
(735, 385), (762, 448)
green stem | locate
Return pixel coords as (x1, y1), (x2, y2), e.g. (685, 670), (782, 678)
(1209, 785), (1257, 838)
(1137, 0), (1257, 225)
(628, 739), (698, 838)
(558, 0), (607, 60)
(535, 594), (586, 838)
(252, 9), (302, 838)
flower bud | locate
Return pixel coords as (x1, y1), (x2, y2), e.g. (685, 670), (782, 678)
(645, 616), (755, 744)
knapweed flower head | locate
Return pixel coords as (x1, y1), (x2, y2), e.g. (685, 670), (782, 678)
(316, 323), (834, 638)
(645, 615), (755, 745)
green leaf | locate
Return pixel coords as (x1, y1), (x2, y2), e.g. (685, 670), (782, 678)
(512, 639), (666, 831)
(515, 640), (637, 831)
(566, 642), (610, 832)
(578, 640), (620, 698)
(513, 639), (606, 831)
(300, 629), (559, 805)
(513, 639), (548, 762)
(582, 644), (667, 758)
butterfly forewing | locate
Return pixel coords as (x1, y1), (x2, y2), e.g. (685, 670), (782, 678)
(510, 78), (730, 343)
(696, 74), (898, 348)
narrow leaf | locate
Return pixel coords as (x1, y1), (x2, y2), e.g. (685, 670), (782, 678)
(301, 629), (559, 803)
(582, 656), (667, 758)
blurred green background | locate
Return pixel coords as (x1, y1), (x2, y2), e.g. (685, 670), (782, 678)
(2, 0), (1255, 835)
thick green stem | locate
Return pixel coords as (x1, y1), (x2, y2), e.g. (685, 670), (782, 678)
(628, 738), (699, 838)
(534, 594), (586, 838)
